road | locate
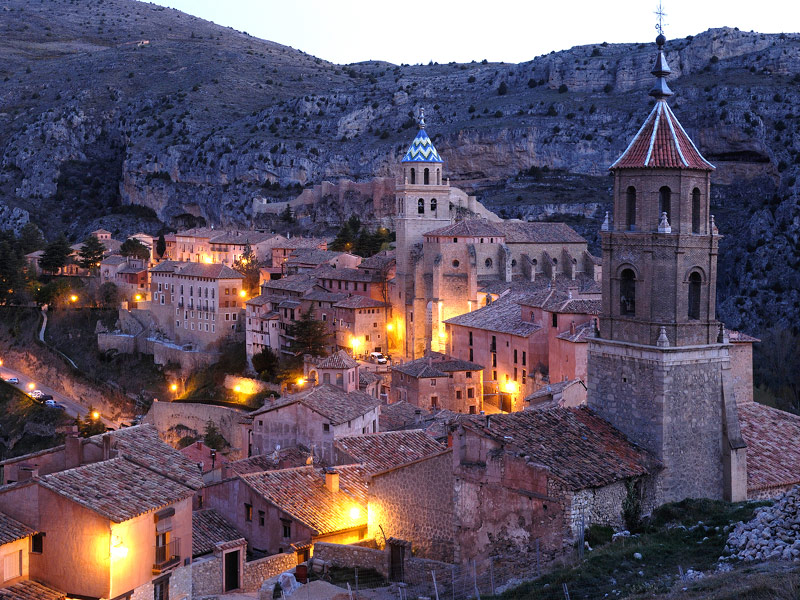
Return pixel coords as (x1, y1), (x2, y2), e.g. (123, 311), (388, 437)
(0, 363), (116, 429)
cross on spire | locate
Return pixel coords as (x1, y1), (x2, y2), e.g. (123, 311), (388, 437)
(654, 1), (667, 37)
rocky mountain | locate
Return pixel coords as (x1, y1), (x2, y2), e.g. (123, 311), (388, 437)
(1, 0), (799, 334)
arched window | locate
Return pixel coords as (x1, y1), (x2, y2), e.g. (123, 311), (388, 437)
(418, 198), (424, 214)
(437, 169), (441, 185)
(659, 186), (672, 224)
(430, 198), (437, 212)
(620, 269), (636, 315)
(688, 272), (702, 320)
(410, 169), (416, 184)
(424, 168), (430, 185)
(692, 188), (701, 234)
(485, 258), (493, 268)
(626, 186), (636, 231)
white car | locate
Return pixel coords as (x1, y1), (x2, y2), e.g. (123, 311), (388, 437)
(29, 390), (45, 400)
(5, 377), (19, 385)
(370, 352), (388, 364)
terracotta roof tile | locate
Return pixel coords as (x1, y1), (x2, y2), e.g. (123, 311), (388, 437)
(424, 219), (505, 238)
(520, 289), (601, 315)
(357, 251), (396, 271)
(38, 457), (194, 522)
(495, 221), (587, 244)
(460, 407), (658, 490)
(738, 403), (800, 493)
(393, 352), (483, 378)
(315, 350), (359, 370)
(315, 266), (378, 283)
(0, 581), (65, 600)
(277, 237), (328, 250)
(262, 273), (322, 294)
(334, 431), (445, 474)
(728, 329), (760, 343)
(249, 384), (380, 426)
(192, 509), (243, 557)
(226, 448), (313, 476)
(445, 296), (541, 337)
(379, 402), (430, 432)
(0, 511), (36, 545)
(241, 465), (367, 535)
(333, 295), (387, 309)
(555, 320), (596, 343)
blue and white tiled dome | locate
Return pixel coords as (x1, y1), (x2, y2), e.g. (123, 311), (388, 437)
(401, 109), (443, 163)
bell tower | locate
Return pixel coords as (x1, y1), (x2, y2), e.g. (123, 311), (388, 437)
(587, 33), (747, 505)
(394, 109), (452, 359)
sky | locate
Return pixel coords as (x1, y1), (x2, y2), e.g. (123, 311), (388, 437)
(152, 1), (800, 65)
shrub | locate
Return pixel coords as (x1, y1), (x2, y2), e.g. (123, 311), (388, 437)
(586, 524), (614, 547)
(558, 83), (568, 93)
(497, 81), (508, 96)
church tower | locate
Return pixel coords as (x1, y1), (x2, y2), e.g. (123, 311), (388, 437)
(394, 109), (452, 359)
(587, 34), (747, 504)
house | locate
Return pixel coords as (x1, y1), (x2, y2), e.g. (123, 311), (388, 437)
(268, 237), (328, 276)
(0, 511), (37, 588)
(524, 378), (587, 410)
(164, 228), (282, 266)
(333, 430), (445, 474)
(242, 384), (381, 462)
(202, 465), (367, 557)
(304, 350), (361, 392)
(191, 509), (243, 559)
(179, 440), (228, 476)
(284, 249), (361, 274)
(391, 352), (484, 413)
(332, 295), (390, 357)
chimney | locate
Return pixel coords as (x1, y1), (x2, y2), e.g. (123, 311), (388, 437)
(65, 433), (83, 468)
(414, 409), (422, 424)
(17, 466), (39, 481)
(324, 468), (339, 493)
(102, 434), (113, 460)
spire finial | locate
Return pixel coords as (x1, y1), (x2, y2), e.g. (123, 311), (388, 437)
(418, 107), (426, 128)
(649, 3), (673, 100)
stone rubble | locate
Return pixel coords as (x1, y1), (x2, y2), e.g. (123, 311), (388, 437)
(723, 485), (800, 563)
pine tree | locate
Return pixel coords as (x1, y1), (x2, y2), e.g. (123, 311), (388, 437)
(280, 205), (295, 223)
(78, 235), (106, 271)
(17, 223), (46, 255)
(38, 236), (73, 274)
(120, 238), (150, 261)
(286, 307), (331, 358)
(155, 233), (167, 259)
(233, 243), (261, 295)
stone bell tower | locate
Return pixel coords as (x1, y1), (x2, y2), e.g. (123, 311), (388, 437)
(394, 109), (452, 359)
(587, 33), (747, 505)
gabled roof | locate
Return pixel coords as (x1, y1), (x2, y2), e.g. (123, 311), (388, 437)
(249, 384), (380, 425)
(100, 255), (128, 266)
(393, 352), (483, 379)
(0, 581), (65, 600)
(314, 266), (377, 283)
(277, 237), (328, 250)
(192, 509), (243, 557)
(521, 289), (601, 315)
(445, 296), (541, 337)
(333, 295), (387, 309)
(611, 100), (714, 171)
(262, 273), (322, 294)
(424, 219), (505, 238)
(379, 401), (430, 432)
(555, 320), (595, 343)
(494, 221), (587, 244)
(402, 127), (443, 163)
(0, 511), (36, 545)
(459, 407), (658, 490)
(358, 250), (396, 272)
(241, 465), (367, 535)
(38, 457), (194, 523)
(286, 249), (345, 266)
(226, 448), (313, 476)
(208, 230), (276, 245)
(334, 431), (445, 474)
(177, 262), (243, 279)
(315, 350), (359, 370)
(738, 402), (800, 493)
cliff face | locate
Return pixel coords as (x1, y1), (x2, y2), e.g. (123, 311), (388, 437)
(0, 1), (798, 332)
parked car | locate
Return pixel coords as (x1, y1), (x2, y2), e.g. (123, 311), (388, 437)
(45, 400), (66, 411)
(370, 352), (388, 364)
(29, 390), (45, 400)
(5, 377), (19, 384)
(40, 394), (54, 402)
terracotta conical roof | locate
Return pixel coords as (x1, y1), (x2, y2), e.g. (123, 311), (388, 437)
(610, 100), (714, 171)
(401, 108), (443, 163)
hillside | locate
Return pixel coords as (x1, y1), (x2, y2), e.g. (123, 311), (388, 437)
(1, 1), (800, 334)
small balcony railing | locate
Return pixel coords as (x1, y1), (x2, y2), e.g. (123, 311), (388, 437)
(153, 538), (181, 574)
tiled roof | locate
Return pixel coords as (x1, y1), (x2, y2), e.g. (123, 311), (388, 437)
(192, 509), (243, 557)
(315, 350), (359, 370)
(494, 221), (587, 244)
(0, 511), (36, 545)
(250, 384), (380, 426)
(611, 100), (714, 171)
(176, 262), (243, 279)
(208, 230), (276, 245)
(226, 448), (313, 475)
(728, 329), (760, 343)
(379, 402), (430, 432)
(524, 378), (585, 402)
(358, 370), (381, 388)
(520, 289), (601, 315)
(445, 296), (541, 337)
(262, 273), (322, 293)
(555, 320), (596, 343)
(93, 424), (203, 489)
(246, 294), (274, 307)
(334, 431), (445, 474)
(100, 255), (128, 266)
(393, 352), (484, 379)
(424, 219), (505, 238)
(286, 249), (345, 265)
(149, 260), (182, 273)
(241, 465), (368, 534)
(333, 295), (387, 309)
(738, 402), (800, 493)
(174, 227), (218, 239)
(302, 291), (349, 303)
(358, 251), (396, 271)
(0, 581), (65, 600)
(315, 266), (377, 283)
(117, 265), (147, 275)
(38, 457), (194, 522)
(277, 237), (328, 250)
(402, 127), (443, 163)
(179, 441), (229, 473)
(460, 407), (658, 490)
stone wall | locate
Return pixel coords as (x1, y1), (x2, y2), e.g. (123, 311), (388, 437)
(312, 542), (389, 578)
(144, 400), (247, 458)
(97, 333), (219, 373)
(191, 555), (221, 598)
(131, 563), (192, 600)
(241, 552), (296, 591)
(368, 450), (455, 562)
(565, 481), (628, 536)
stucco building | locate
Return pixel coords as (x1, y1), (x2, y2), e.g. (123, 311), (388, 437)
(390, 352), (484, 413)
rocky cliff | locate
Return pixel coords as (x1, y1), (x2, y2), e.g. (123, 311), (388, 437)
(1, 1), (799, 333)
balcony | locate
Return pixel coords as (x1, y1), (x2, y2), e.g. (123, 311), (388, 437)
(153, 538), (181, 574)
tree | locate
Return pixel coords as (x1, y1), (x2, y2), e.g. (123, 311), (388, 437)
(0, 232), (27, 304)
(155, 233), (167, 259)
(98, 282), (119, 308)
(38, 236), (73, 275)
(78, 235), (106, 271)
(330, 215), (363, 252)
(77, 406), (106, 437)
(280, 205), (295, 224)
(120, 238), (150, 261)
(497, 81), (508, 95)
(203, 420), (228, 450)
(252, 347), (280, 381)
(233, 243), (261, 295)
(286, 307), (331, 358)
(17, 223), (46, 254)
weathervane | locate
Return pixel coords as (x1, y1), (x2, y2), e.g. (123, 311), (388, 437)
(654, 1), (667, 37)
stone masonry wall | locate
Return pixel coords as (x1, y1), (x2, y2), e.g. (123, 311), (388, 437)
(368, 450), (455, 562)
(144, 400), (246, 458)
(312, 542), (389, 578)
(241, 552), (296, 591)
(191, 555), (221, 598)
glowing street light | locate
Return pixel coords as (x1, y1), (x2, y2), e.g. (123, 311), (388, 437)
(296, 377), (305, 387)
(91, 411), (100, 420)
(170, 383), (178, 393)
(349, 506), (361, 521)
(134, 294), (142, 301)
(27, 382), (35, 390)
(239, 290), (247, 298)
(386, 323), (394, 332)
(234, 384), (242, 393)
(70, 295), (78, 303)
(351, 337), (361, 353)
(504, 381), (518, 395)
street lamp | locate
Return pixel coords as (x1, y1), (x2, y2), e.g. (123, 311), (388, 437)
(27, 382), (35, 390)
(351, 337), (361, 357)
(134, 294), (142, 301)
(91, 411), (100, 420)
(70, 295), (78, 303)
(239, 290), (246, 299)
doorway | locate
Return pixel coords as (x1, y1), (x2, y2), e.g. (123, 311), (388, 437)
(224, 550), (240, 592)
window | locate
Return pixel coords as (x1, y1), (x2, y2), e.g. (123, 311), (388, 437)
(467, 387), (474, 399)
(245, 504), (253, 522)
(626, 186), (636, 230)
(692, 188), (701, 233)
(620, 269), (636, 315)
(552, 313), (558, 328)
(258, 510), (265, 527)
(456, 390), (462, 400)
(3, 550), (21, 581)
(522, 369), (527, 384)
(469, 348), (473, 361)
(468, 331), (473, 346)
(492, 370), (497, 381)
(323, 423), (330, 433)
(430, 198), (437, 211)
(659, 186), (672, 224)
(410, 168), (416, 184)
(430, 396), (438, 408)
(522, 351), (526, 366)
(514, 349), (518, 364)
(154, 576), (170, 600)
(424, 168), (430, 185)
(465, 371), (472, 379)
(282, 520), (292, 538)
(514, 368), (518, 381)
(688, 272), (702, 320)
(430, 379), (436, 387)
(418, 198), (424, 214)
(485, 257), (493, 268)
(492, 354), (497, 367)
